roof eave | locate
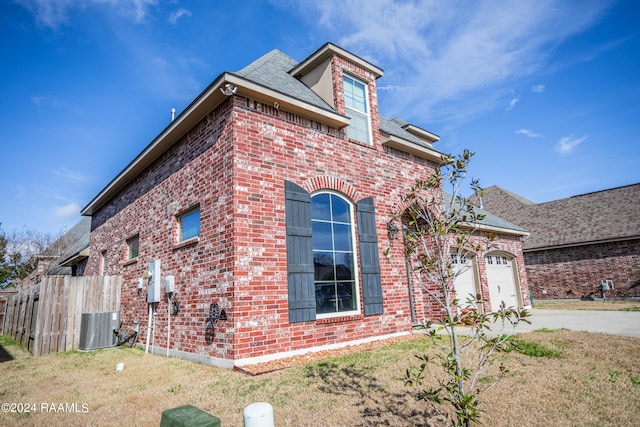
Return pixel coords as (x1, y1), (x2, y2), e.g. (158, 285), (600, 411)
(402, 124), (440, 143)
(225, 74), (350, 128)
(291, 42), (383, 79)
(381, 134), (444, 163)
(82, 73), (350, 216)
(523, 235), (640, 252)
(59, 247), (91, 267)
(468, 222), (530, 237)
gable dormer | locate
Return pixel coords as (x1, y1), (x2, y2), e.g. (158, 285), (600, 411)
(291, 43), (383, 146)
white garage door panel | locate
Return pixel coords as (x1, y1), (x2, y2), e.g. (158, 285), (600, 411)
(453, 256), (477, 308)
(486, 256), (518, 311)
(455, 265), (477, 307)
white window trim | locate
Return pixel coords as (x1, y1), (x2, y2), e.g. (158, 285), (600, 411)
(311, 190), (361, 319)
(343, 73), (372, 145)
(177, 206), (201, 243)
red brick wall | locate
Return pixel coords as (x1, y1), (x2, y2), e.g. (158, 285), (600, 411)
(87, 100), (237, 360)
(229, 97), (436, 360)
(406, 231), (529, 322)
(525, 239), (640, 300)
(85, 54), (528, 365)
(86, 63), (440, 364)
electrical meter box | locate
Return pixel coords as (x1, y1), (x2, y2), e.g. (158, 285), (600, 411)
(165, 275), (175, 294)
(147, 260), (161, 303)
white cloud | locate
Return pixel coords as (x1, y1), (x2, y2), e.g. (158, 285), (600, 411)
(54, 168), (87, 183)
(283, 0), (611, 126)
(531, 84), (546, 93)
(506, 97), (520, 111)
(516, 129), (542, 138)
(556, 135), (587, 154)
(169, 8), (191, 25)
(55, 203), (80, 218)
(31, 95), (63, 111)
(16, 0), (159, 29)
(90, 0), (159, 23)
(15, 0), (73, 29)
(377, 85), (407, 92)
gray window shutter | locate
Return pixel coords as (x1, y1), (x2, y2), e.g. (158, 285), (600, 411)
(285, 180), (316, 322)
(357, 197), (383, 316)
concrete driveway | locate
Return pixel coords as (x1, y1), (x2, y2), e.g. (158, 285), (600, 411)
(511, 308), (640, 338)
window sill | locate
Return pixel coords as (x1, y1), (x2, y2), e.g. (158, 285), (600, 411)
(173, 236), (199, 251)
(316, 311), (363, 324)
(347, 137), (375, 149)
(123, 258), (138, 267)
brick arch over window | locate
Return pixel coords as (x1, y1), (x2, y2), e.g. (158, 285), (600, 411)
(284, 179), (383, 322)
(302, 176), (359, 201)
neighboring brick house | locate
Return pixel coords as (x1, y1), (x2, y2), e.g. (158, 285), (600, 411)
(80, 43), (530, 368)
(477, 184), (640, 300)
(46, 217), (91, 277)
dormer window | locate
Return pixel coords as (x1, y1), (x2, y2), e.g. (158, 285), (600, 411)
(343, 74), (371, 144)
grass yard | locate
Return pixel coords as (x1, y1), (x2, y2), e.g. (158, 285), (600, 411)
(1, 330), (639, 427)
(534, 300), (640, 311)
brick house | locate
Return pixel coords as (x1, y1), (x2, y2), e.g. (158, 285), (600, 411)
(46, 217), (91, 277)
(477, 184), (640, 300)
(80, 43), (530, 368)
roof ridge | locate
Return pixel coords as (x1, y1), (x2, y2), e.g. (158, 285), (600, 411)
(235, 48), (295, 76)
(567, 182), (640, 199)
(485, 185), (535, 205)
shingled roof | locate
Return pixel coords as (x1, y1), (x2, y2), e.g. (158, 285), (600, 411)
(82, 43), (444, 216)
(233, 47), (441, 157)
(46, 216), (91, 275)
(445, 193), (528, 236)
(234, 49), (334, 112)
(478, 184), (640, 250)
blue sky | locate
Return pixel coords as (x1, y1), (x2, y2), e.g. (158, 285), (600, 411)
(1, 0), (639, 236)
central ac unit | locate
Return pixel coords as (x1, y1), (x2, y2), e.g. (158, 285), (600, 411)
(79, 311), (120, 351)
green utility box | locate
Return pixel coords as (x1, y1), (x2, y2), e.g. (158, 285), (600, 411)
(160, 405), (221, 427)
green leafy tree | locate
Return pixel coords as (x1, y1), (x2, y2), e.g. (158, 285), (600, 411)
(388, 150), (529, 426)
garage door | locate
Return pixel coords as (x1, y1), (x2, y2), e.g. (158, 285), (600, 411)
(485, 254), (518, 311)
(453, 255), (478, 308)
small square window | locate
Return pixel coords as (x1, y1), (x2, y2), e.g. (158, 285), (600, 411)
(127, 235), (139, 260)
(178, 207), (200, 242)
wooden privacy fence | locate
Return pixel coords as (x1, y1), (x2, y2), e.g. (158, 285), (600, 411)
(2, 275), (122, 356)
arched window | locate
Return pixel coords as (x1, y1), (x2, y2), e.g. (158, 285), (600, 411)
(311, 192), (358, 315)
(284, 180), (382, 322)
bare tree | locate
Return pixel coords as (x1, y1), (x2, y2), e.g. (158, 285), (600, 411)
(0, 224), (67, 291)
(388, 150), (529, 426)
